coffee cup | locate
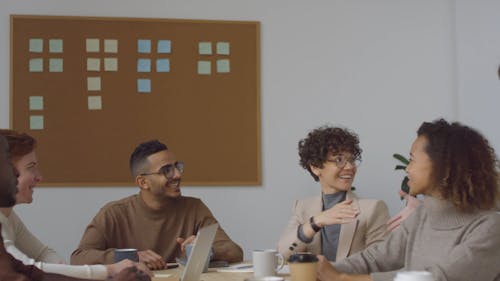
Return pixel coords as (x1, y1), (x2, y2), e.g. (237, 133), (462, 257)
(394, 271), (434, 281)
(288, 252), (318, 281)
(185, 244), (213, 273)
(252, 249), (285, 278)
(114, 248), (139, 262)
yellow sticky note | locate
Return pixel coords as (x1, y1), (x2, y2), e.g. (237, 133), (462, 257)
(87, 58), (101, 71)
(87, 77), (101, 91)
(104, 58), (118, 71)
(216, 42), (230, 55)
(197, 61), (211, 75)
(199, 42), (212, 55)
(104, 39), (118, 53)
(30, 115), (44, 130)
(49, 58), (63, 72)
(216, 59), (230, 73)
(29, 58), (43, 72)
(88, 96), (102, 110)
(29, 96), (44, 110)
(86, 38), (100, 52)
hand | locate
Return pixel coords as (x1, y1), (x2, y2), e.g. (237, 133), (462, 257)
(107, 260), (153, 278)
(317, 255), (341, 281)
(315, 199), (359, 227)
(113, 266), (151, 281)
(176, 235), (197, 255)
(137, 249), (166, 270)
(386, 191), (421, 231)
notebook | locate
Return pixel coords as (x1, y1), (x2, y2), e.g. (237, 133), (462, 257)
(153, 223), (218, 281)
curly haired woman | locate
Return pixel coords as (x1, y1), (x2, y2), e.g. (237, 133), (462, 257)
(278, 126), (390, 261)
(317, 119), (500, 281)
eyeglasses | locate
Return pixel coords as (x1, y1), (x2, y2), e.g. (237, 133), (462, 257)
(326, 155), (361, 168)
(140, 161), (184, 179)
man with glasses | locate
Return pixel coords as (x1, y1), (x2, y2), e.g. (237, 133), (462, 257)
(70, 140), (243, 270)
(278, 126), (390, 261)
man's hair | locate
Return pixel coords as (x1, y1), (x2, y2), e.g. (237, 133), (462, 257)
(298, 126), (362, 181)
(129, 140), (168, 177)
(0, 129), (36, 162)
(417, 118), (499, 212)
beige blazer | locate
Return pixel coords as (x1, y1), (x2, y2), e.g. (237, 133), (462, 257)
(278, 191), (390, 261)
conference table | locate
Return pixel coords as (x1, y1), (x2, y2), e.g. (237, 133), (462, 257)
(153, 266), (291, 281)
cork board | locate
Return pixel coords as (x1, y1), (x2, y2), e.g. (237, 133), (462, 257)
(10, 15), (260, 186)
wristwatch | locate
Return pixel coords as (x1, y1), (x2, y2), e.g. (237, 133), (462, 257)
(309, 216), (322, 232)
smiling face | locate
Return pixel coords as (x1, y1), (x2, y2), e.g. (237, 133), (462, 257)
(14, 151), (42, 204)
(139, 150), (182, 200)
(406, 136), (435, 196)
(311, 152), (357, 194)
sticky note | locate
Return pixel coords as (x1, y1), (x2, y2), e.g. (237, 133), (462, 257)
(216, 42), (230, 55)
(158, 40), (171, 53)
(137, 59), (151, 72)
(137, 79), (151, 93)
(86, 38), (100, 52)
(49, 39), (63, 53)
(138, 39), (151, 53)
(49, 58), (63, 72)
(88, 96), (102, 110)
(87, 77), (101, 91)
(156, 59), (170, 72)
(29, 58), (43, 72)
(104, 39), (118, 53)
(104, 58), (118, 71)
(216, 59), (230, 73)
(198, 42), (212, 55)
(29, 39), (43, 53)
(30, 115), (44, 130)
(29, 96), (43, 110)
(197, 61), (211, 75)
(87, 58), (101, 71)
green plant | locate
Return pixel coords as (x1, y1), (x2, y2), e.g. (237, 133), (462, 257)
(393, 153), (410, 199)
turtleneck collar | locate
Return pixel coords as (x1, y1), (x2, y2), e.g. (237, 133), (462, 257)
(423, 196), (478, 230)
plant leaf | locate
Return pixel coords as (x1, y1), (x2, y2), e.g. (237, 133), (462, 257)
(394, 165), (406, 170)
(393, 153), (409, 165)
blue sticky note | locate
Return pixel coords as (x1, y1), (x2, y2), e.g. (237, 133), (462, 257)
(138, 39), (151, 53)
(29, 58), (43, 72)
(49, 58), (63, 72)
(216, 59), (230, 73)
(49, 39), (63, 53)
(199, 42), (212, 55)
(29, 39), (43, 53)
(137, 79), (151, 93)
(156, 59), (170, 72)
(158, 40), (171, 53)
(137, 59), (151, 72)
(29, 96), (44, 110)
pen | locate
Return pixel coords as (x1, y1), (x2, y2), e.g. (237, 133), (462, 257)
(166, 263), (179, 269)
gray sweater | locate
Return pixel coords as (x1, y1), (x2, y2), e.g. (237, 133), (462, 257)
(334, 196), (500, 281)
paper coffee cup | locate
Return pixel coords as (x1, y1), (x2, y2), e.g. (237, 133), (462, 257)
(288, 252), (318, 281)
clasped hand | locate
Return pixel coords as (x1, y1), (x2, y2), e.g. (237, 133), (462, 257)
(136, 235), (197, 270)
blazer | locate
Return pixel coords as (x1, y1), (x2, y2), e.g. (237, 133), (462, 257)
(278, 191), (390, 261)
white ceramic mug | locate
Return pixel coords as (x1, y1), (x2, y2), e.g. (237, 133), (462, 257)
(394, 271), (434, 281)
(252, 249), (285, 278)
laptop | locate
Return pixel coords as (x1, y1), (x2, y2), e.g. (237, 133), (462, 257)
(180, 223), (219, 281)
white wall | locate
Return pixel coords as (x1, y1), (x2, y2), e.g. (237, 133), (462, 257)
(0, 0), (460, 261)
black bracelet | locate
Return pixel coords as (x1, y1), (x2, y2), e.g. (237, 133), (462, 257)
(309, 216), (322, 232)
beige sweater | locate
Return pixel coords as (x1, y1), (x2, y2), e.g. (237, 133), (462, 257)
(334, 196), (500, 281)
(70, 194), (243, 265)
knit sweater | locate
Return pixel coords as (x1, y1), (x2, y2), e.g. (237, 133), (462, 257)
(0, 211), (108, 279)
(334, 196), (500, 281)
(71, 194), (243, 265)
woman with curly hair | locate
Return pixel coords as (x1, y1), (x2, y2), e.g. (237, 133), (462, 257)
(278, 126), (390, 261)
(317, 119), (500, 281)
